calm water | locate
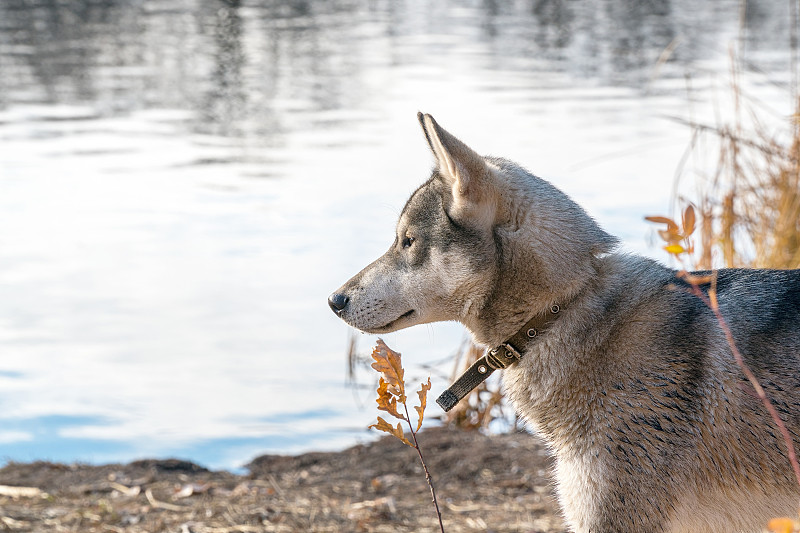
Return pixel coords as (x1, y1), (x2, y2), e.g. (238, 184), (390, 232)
(0, 0), (796, 470)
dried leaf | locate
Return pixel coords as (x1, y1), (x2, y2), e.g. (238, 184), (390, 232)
(682, 205), (696, 236)
(767, 517), (796, 533)
(644, 216), (679, 231)
(371, 339), (406, 401)
(657, 229), (683, 245)
(369, 416), (413, 447)
(369, 415), (395, 435)
(415, 377), (431, 431)
(663, 243), (686, 255)
(376, 377), (406, 420)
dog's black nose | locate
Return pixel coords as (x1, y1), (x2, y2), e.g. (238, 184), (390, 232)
(328, 293), (349, 315)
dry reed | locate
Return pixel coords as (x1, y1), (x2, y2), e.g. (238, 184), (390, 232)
(675, 59), (800, 270)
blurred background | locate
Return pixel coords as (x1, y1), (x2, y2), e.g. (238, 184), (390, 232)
(0, 0), (797, 471)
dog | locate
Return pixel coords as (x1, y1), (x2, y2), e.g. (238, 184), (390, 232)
(328, 112), (800, 532)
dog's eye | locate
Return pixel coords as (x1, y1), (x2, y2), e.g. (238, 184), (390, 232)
(402, 236), (415, 249)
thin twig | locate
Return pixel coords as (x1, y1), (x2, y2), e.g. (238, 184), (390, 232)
(685, 278), (800, 488)
(369, 340), (445, 531)
(403, 402), (445, 533)
(663, 115), (799, 163)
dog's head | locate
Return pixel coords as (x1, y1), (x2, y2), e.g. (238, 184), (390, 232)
(328, 113), (502, 334)
(328, 113), (616, 338)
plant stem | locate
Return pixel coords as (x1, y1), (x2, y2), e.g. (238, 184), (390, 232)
(404, 402), (445, 533)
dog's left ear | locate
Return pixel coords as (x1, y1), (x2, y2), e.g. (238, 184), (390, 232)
(417, 112), (496, 225)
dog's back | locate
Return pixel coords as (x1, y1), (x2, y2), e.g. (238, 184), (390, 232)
(503, 257), (800, 532)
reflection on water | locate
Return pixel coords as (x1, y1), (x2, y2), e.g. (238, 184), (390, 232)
(4, 0), (792, 139)
(0, 0), (796, 469)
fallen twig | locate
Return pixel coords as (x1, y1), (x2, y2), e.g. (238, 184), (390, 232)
(0, 485), (45, 498)
(145, 488), (188, 512)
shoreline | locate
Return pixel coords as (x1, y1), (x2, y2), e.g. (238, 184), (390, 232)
(0, 426), (565, 532)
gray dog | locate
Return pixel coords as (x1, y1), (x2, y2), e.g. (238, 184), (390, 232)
(329, 112), (800, 532)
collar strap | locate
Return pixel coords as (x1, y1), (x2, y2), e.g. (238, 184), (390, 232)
(436, 304), (562, 412)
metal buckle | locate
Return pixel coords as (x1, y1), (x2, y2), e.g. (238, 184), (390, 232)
(486, 343), (522, 370)
(499, 343), (522, 362)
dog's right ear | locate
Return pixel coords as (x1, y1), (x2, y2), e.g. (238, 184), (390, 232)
(417, 112), (496, 226)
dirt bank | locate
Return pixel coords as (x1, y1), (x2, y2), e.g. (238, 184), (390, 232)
(0, 426), (565, 532)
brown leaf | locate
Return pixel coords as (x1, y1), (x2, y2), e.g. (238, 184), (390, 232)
(682, 205), (696, 237)
(657, 229), (683, 245)
(644, 216), (679, 231)
(371, 339), (406, 401)
(369, 415), (396, 435)
(376, 377), (406, 421)
(415, 377), (431, 431)
(369, 416), (413, 447)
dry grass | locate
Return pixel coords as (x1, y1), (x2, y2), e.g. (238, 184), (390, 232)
(674, 59), (800, 270)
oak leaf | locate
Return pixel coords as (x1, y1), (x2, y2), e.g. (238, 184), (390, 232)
(644, 216), (679, 231)
(371, 339), (406, 402)
(682, 205), (696, 237)
(415, 377), (431, 431)
(658, 229), (683, 245)
(376, 377), (406, 420)
(369, 416), (413, 447)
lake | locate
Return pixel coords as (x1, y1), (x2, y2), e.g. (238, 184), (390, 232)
(0, 0), (796, 470)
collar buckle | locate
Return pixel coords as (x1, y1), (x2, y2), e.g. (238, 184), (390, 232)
(435, 303), (564, 412)
(487, 343), (522, 370)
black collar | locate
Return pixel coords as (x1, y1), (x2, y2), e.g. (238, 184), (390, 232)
(436, 304), (562, 412)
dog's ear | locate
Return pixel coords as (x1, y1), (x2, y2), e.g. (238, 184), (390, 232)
(417, 112), (495, 224)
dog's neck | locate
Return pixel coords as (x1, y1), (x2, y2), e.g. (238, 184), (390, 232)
(466, 278), (588, 348)
(464, 224), (604, 346)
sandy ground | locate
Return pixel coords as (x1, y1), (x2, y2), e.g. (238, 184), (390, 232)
(0, 426), (566, 532)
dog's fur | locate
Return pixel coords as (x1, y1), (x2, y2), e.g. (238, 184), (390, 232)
(329, 113), (800, 532)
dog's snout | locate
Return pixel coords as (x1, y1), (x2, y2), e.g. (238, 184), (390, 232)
(328, 293), (349, 315)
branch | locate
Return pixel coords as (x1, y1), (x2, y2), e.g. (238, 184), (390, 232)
(686, 280), (800, 488)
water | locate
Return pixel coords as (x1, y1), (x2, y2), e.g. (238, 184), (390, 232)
(0, 0), (796, 470)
